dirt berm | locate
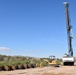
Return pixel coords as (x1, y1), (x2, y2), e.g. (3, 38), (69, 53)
(0, 66), (76, 75)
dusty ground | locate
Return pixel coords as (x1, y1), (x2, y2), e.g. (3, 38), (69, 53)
(0, 66), (76, 75)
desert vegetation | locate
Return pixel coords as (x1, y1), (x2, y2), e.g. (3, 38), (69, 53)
(0, 54), (62, 71)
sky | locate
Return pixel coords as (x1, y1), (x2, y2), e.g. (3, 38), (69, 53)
(0, 0), (76, 58)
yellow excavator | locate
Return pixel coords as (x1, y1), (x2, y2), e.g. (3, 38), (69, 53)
(40, 59), (57, 67)
(40, 56), (58, 67)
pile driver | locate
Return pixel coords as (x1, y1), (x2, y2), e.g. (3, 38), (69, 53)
(62, 2), (74, 65)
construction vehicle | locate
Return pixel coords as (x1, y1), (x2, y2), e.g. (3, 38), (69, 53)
(62, 2), (75, 65)
(40, 56), (58, 67)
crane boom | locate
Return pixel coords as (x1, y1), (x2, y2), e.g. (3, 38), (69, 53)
(64, 2), (73, 57)
(62, 2), (74, 65)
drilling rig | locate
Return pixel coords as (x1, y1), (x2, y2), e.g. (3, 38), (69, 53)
(62, 2), (74, 65)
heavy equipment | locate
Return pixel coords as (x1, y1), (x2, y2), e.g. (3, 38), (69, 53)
(40, 56), (58, 67)
(62, 2), (74, 65)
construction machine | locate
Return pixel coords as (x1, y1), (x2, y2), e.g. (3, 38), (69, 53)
(62, 2), (74, 65)
(40, 56), (58, 67)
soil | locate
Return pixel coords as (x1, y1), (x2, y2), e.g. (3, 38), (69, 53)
(0, 66), (76, 75)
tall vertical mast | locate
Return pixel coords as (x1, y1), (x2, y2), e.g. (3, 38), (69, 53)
(64, 2), (73, 57)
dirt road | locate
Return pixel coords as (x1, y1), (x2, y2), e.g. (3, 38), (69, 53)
(0, 66), (76, 75)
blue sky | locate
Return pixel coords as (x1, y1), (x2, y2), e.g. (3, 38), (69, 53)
(0, 0), (76, 58)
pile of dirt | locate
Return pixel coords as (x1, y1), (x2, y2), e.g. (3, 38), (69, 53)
(42, 73), (65, 75)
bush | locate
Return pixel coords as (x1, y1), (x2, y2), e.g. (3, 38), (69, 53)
(56, 60), (62, 65)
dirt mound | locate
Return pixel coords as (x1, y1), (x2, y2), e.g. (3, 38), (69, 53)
(43, 73), (65, 75)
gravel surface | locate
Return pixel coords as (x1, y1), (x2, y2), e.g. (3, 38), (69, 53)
(0, 66), (76, 75)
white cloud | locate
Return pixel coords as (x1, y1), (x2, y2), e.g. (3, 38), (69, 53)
(0, 47), (10, 50)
